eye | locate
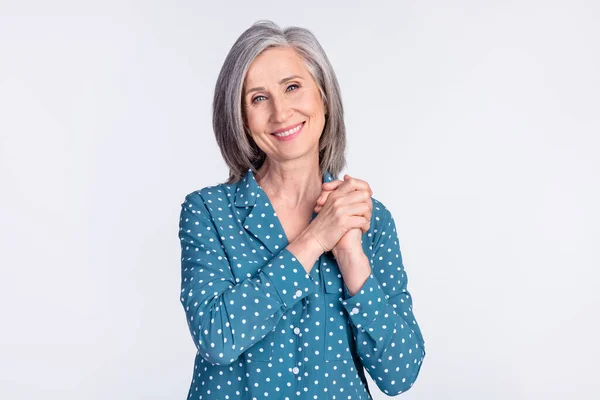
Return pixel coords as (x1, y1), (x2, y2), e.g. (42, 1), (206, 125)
(286, 84), (300, 92)
(251, 95), (266, 103)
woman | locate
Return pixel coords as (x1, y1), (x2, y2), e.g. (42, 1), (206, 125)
(178, 20), (425, 399)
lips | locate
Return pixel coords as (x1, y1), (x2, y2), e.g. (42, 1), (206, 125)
(271, 121), (305, 135)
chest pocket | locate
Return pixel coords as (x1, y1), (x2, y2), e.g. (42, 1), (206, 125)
(321, 255), (354, 361)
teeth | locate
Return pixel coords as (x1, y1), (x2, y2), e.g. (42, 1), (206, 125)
(274, 123), (302, 137)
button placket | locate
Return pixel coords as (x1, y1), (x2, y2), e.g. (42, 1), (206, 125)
(289, 302), (305, 380)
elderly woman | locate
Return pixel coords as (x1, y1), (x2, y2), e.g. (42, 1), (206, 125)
(178, 20), (425, 399)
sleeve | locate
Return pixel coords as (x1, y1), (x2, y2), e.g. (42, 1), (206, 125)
(341, 204), (426, 395)
(178, 192), (319, 366)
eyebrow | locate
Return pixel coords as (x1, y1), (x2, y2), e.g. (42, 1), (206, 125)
(245, 75), (303, 96)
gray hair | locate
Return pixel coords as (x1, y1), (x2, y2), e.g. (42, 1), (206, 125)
(212, 20), (347, 184)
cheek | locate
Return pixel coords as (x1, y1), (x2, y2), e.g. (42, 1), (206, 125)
(245, 108), (267, 131)
(295, 91), (325, 117)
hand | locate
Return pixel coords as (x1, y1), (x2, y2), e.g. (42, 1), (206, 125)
(314, 174), (373, 235)
(310, 174), (373, 254)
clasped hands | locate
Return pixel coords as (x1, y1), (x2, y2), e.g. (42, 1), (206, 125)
(310, 174), (373, 259)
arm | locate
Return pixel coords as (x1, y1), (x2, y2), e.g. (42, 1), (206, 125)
(178, 192), (320, 365)
(339, 205), (426, 395)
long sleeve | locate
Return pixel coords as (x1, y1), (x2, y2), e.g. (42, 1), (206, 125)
(178, 192), (319, 366)
(341, 206), (426, 395)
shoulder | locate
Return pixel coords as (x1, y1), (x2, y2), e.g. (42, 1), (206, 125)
(180, 181), (237, 219)
(367, 196), (400, 250)
(370, 196), (395, 228)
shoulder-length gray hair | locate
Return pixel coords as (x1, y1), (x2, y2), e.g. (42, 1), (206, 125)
(212, 20), (346, 184)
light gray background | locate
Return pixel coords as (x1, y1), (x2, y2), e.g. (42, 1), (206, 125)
(1, 1), (599, 399)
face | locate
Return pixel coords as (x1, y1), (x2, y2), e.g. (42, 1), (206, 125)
(242, 46), (327, 165)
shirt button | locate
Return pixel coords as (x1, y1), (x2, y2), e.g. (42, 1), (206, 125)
(293, 327), (301, 335)
(292, 366), (300, 374)
(351, 307), (360, 315)
(295, 289), (303, 298)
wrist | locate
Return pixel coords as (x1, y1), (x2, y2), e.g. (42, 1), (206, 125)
(332, 247), (366, 263)
(333, 251), (370, 296)
(287, 229), (326, 273)
(307, 230), (329, 253)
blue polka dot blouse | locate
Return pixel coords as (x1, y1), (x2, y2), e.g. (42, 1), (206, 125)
(178, 168), (426, 399)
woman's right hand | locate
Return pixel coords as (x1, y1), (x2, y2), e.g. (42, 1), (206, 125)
(305, 175), (373, 252)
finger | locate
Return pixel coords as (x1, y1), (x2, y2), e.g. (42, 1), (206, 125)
(323, 175), (373, 197)
(347, 215), (370, 230)
(360, 219), (371, 234)
(333, 188), (372, 204)
(315, 189), (333, 205)
(333, 175), (373, 196)
(321, 179), (344, 191)
(314, 198), (328, 212)
(345, 174), (373, 197)
(343, 201), (372, 219)
(316, 182), (371, 210)
(364, 208), (373, 227)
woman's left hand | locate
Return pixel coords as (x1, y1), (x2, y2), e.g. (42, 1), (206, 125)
(314, 174), (373, 255)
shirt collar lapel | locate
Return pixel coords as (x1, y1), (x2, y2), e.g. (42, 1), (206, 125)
(234, 168), (336, 255)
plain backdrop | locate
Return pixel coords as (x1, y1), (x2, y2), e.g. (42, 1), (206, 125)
(1, 1), (599, 399)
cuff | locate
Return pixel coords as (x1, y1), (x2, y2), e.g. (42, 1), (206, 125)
(260, 248), (319, 309)
(341, 272), (388, 329)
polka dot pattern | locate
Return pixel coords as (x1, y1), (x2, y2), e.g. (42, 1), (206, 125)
(178, 168), (426, 399)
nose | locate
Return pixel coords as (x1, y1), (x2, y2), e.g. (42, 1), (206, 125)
(270, 93), (292, 124)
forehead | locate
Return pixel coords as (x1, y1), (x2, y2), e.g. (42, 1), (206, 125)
(244, 47), (308, 85)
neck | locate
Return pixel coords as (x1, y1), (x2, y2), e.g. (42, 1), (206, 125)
(255, 158), (322, 209)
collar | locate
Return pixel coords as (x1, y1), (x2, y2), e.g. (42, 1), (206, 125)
(233, 167), (335, 255)
(234, 168), (335, 208)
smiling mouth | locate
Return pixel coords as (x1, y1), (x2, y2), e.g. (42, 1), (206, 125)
(271, 121), (305, 137)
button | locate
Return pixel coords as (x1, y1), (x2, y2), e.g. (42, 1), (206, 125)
(295, 289), (303, 298)
(293, 327), (301, 335)
(351, 307), (360, 315)
(292, 366), (300, 374)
